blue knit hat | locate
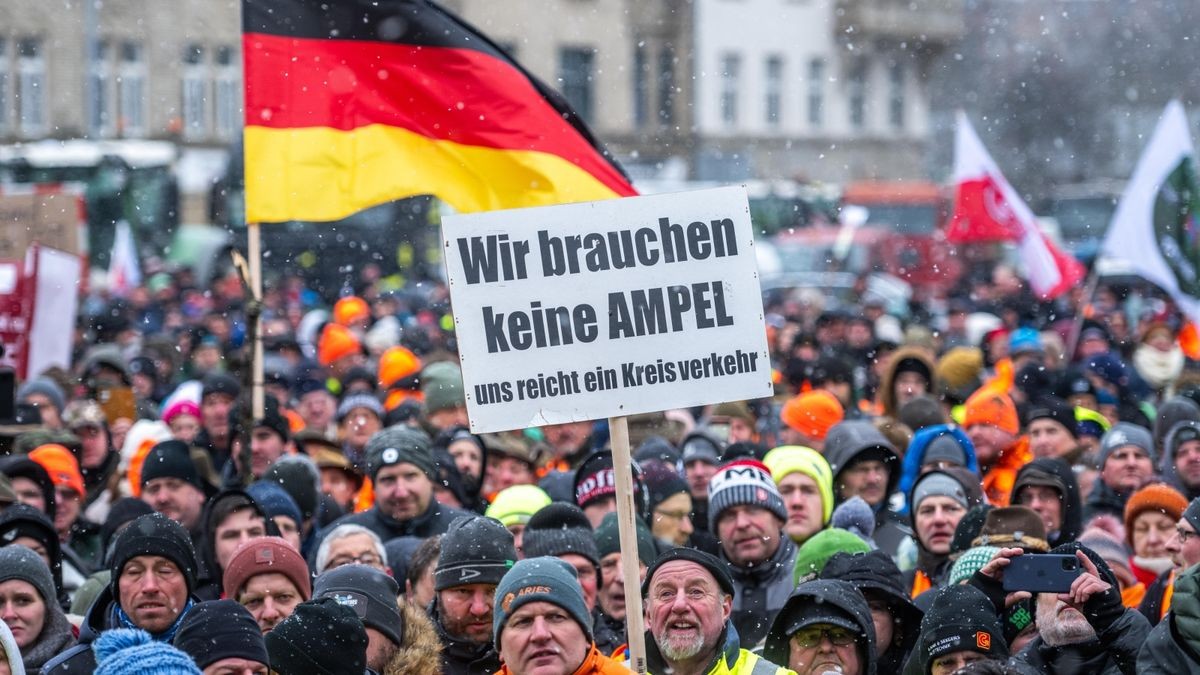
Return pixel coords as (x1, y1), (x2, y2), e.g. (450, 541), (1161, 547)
(94, 629), (202, 675)
(493, 557), (593, 649)
(247, 480), (304, 528)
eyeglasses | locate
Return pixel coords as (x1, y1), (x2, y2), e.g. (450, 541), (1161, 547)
(654, 509), (692, 522)
(328, 553), (383, 568)
(1178, 528), (1198, 544)
(791, 625), (857, 648)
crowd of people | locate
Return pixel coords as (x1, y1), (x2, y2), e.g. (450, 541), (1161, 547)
(0, 261), (1198, 674)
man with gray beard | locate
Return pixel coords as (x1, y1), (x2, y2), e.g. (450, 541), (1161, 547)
(642, 548), (792, 674)
(1008, 543), (1149, 675)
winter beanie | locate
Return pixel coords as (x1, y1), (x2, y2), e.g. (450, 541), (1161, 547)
(494, 557), (592, 648)
(139, 440), (206, 492)
(435, 516), (517, 591)
(485, 485), (553, 528)
(922, 435), (968, 468)
(911, 471), (970, 511)
(595, 511), (657, 566)
(919, 585), (1007, 667)
(763, 445), (834, 524)
(246, 480), (304, 529)
(17, 376), (66, 413)
(831, 496), (876, 547)
(1124, 483), (1188, 548)
(365, 425), (436, 482)
(1024, 397), (1078, 438)
(963, 389), (1019, 435)
(173, 600), (268, 671)
(317, 323), (361, 367)
(421, 362), (465, 413)
(643, 547), (735, 599)
(949, 546), (1000, 586)
(314, 565), (405, 647)
(522, 503), (600, 568)
(266, 597), (368, 675)
(573, 450), (647, 517)
(94, 629), (202, 675)
(336, 393), (384, 424)
(640, 462), (689, 514)
(707, 459), (787, 531)
(262, 455), (320, 523)
(1098, 422), (1156, 468)
(794, 528), (871, 584)
(223, 537), (311, 601)
(0, 545), (57, 608)
(898, 395), (947, 432)
(1186, 497), (1200, 535)
(110, 513), (197, 595)
(779, 390), (844, 441)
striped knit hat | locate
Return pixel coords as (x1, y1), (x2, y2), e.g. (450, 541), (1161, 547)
(708, 459), (786, 531)
(949, 546), (1000, 586)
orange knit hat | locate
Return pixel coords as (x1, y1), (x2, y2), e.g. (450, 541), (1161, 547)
(963, 388), (1019, 435)
(1124, 483), (1188, 548)
(378, 346), (423, 389)
(780, 390), (844, 441)
(333, 296), (370, 327)
(318, 323), (362, 366)
(28, 444), (85, 497)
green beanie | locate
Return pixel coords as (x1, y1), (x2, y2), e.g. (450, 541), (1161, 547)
(950, 546), (1000, 586)
(794, 528), (870, 584)
(594, 511), (657, 566)
(422, 362), (465, 413)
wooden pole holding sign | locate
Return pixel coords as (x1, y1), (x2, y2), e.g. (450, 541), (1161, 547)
(609, 415), (647, 673)
(247, 222), (265, 419)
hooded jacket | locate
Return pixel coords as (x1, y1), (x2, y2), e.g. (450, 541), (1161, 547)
(824, 421), (907, 557)
(430, 596), (501, 675)
(1011, 543), (1151, 675)
(878, 347), (936, 421)
(896, 425), (981, 514)
(1139, 561), (1200, 673)
(646, 620), (792, 675)
(822, 550), (923, 674)
(1156, 397), (1200, 454)
(764, 579), (877, 674)
(381, 599), (444, 675)
(1011, 457), (1083, 549)
(902, 467), (986, 598)
(194, 488), (271, 601)
(721, 530), (798, 648)
(12, 579), (73, 673)
(1162, 420), (1200, 501)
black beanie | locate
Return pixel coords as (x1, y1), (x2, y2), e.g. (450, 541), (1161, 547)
(101, 498), (154, 553)
(0, 504), (64, 598)
(1024, 396), (1077, 439)
(266, 597), (368, 675)
(522, 502), (600, 568)
(640, 462), (689, 514)
(140, 440), (207, 492)
(435, 515), (517, 591)
(110, 513), (198, 596)
(174, 599), (268, 670)
(314, 565), (405, 647)
(919, 584), (1007, 667)
(594, 511), (657, 566)
(263, 456), (320, 522)
(642, 547), (734, 599)
(202, 372), (241, 400)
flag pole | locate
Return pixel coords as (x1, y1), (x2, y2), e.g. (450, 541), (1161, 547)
(247, 221), (265, 418)
(609, 414), (647, 673)
(1065, 267), (1101, 363)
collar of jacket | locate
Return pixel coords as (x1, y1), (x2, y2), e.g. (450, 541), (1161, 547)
(430, 597), (496, 662)
(724, 535), (796, 583)
(645, 620), (742, 674)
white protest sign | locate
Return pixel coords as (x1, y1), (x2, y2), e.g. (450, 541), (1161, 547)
(442, 186), (771, 433)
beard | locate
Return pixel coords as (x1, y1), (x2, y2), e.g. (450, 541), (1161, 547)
(655, 631), (706, 661)
(1036, 600), (1097, 647)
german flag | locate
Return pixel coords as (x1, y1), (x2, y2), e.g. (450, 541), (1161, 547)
(242, 0), (638, 224)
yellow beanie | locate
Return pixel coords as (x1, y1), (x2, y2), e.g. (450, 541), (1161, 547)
(763, 445), (834, 525)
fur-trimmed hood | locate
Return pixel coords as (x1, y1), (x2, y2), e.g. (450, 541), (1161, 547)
(384, 599), (443, 675)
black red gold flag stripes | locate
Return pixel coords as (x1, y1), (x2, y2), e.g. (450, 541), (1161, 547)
(242, 0), (638, 223)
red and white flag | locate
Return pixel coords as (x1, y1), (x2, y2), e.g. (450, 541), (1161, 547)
(947, 111), (1084, 299)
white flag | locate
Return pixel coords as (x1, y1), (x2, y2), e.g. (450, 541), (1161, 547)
(107, 220), (141, 297)
(1102, 100), (1200, 322)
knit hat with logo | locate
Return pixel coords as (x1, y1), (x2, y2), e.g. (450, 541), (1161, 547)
(435, 515), (517, 591)
(707, 459), (787, 531)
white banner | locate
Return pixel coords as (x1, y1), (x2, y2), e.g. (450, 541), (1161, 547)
(442, 186), (772, 433)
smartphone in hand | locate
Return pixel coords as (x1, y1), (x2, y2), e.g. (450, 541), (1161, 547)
(1002, 554), (1080, 594)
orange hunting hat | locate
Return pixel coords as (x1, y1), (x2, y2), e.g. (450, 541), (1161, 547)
(28, 444), (85, 497)
(780, 390), (844, 441)
(378, 346), (423, 390)
(333, 296), (370, 327)
(963, 388), (1019, 435)
(317, 323), (362, 366)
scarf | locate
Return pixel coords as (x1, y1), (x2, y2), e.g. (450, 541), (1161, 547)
(21, 603), (76, 672)
(1134, 344), (1185, 390)
(113, 598), (195, 643)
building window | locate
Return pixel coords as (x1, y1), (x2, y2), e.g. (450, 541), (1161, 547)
(633, 43), (649, 128)
(848, 57), (867, 131)
(87, 40), (113, 137)
(119, 41), (146, 137)
(17, 38), (46, 137)
(720, 52), (740, 128)
(657, 47), (675, 126)
(558, 47), (595, 124)
(807, 58), (824, 128)
(214, 45), (239, 140)
(0, 39), (8, 136)
(765, 55), (783, 128)
(181, 44), (208, 140)
(888, 61), (905, 131)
